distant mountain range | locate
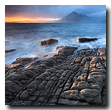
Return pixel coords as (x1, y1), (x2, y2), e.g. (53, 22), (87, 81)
(58, 11), (106, 23)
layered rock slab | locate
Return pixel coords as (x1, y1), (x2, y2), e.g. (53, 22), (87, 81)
(5, 47), (106, 105)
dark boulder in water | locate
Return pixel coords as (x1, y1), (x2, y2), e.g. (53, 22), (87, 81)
(5, 49), (16, 53)
(39, 39), (58, 46)
(78, 38), (98, 43)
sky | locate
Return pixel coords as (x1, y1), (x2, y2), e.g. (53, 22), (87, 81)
(5, 5), (106, 23)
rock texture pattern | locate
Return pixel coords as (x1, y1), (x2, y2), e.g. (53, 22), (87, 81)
(5, 47), (106, 105)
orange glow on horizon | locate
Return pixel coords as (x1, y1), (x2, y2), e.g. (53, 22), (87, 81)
(5, 17), (60, 23)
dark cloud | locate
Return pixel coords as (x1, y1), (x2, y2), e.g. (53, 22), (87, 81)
(5, 5), (106, 18)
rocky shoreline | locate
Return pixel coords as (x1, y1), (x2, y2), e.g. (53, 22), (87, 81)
(5, 46), (106, 105)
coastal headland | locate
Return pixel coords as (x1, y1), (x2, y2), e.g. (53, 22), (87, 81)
(5, 45), (106, 105)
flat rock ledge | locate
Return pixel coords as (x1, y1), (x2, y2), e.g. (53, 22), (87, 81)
(5, 47), (106, 105)
(5, 57), (38, 75)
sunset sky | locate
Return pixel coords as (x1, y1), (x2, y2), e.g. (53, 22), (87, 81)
(5, 5), (106, 23)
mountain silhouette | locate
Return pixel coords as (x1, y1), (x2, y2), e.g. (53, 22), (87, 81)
(59, 11), (106, 23)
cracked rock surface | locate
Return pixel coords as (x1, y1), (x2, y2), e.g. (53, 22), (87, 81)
(5, 46), (106, 105)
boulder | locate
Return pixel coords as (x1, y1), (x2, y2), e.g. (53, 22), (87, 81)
(39, 39), (58, 46)
(5, 49), (16, 53)
(78, 38), (98, 43)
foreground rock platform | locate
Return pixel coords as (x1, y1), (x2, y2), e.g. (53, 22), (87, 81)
(5, 46), (106, 105)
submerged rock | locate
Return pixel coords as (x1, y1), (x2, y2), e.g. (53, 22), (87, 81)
(78, 38), (98, 43)
(39, 39), (58, 46)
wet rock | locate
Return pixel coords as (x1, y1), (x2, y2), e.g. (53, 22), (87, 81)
(38, 81), (47, 89)
(5, 81), (20, 94)
(20, 90), (29, 100)
(81, 57), (90, 65)
(58, 98), (89, 105)
(39, 39), (58, 46)
(6, 73), (30, 81)
(5, 64), (23, 74)
(58, 46), (78, 56)
(76, 73), (87, 81)
(90, 68), (106, 73)
(80, 89), (101, 104)
(12, 57), (38, 66)
(5, 49), (16, 53)
(98, 48), (106, 56)
(96, 62), (104, 69)
(5, 46), (106, 105)
(56, 46), (64, 50)
(61, 90), (79, 99)
(27, 80), (41, 90)
(80, 89), (100, 98)
(90, 57), (99, 64)
(78, 38), (98, 43)
(71, 81), (90, 90)
(87, 74), (105, 84)
(77, 49), (93, 56)
(75, 57), (83, 63)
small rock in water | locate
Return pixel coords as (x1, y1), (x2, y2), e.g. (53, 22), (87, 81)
(39, 39), (58, 46)
(78, 38), (98, 43)
(5, 49), (16, 53)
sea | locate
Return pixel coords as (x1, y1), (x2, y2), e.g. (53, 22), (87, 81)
(5, 23), (106, 64)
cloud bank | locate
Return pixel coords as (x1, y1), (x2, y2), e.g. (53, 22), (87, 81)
(5, 5), (106, 19)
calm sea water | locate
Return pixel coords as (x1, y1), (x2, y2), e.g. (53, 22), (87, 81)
(5, 23), (106, 64)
